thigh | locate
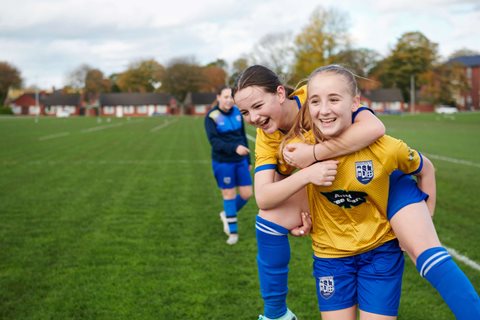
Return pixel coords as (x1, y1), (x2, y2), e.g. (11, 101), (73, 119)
(390, 201), (441, 262)
(357, 241), (404, 317)
(212, 161), (236, 189)
(313, 256), (357, 314)
(235, 158), (253, 187)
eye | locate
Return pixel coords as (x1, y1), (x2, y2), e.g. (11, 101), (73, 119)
(309, 98), (320, 106)
(241, 111), (249, 116)
(330, 97), (340, 103)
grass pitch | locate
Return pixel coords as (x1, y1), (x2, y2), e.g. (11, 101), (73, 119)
(0, 113), (479, 319)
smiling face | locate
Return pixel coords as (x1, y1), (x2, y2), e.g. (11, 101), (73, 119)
(217, 88), (234, 112)
(234, 85), (285, 134)
(307, 72), (359, 139)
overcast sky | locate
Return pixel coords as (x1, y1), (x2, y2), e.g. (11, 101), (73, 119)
(1, 0), (479, 89)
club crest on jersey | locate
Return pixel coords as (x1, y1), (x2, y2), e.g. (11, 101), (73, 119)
(319, 276), (335, 299)
(355, 160), (373, 184)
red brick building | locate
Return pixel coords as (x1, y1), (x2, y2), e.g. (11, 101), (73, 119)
(448, 55), (480, 110)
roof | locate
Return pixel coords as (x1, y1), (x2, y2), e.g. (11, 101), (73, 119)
(99, 93), (173, 106)
(448, 55), (480, 67)
(11, 93), (48, 105)
(184, 92), (216, 105)
(362, 88), (404, 102)
(43, 93), (81, 106)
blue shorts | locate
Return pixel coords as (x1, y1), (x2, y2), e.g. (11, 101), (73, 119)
(212, 158), (252, 189)
(313, 240), (404, 316)
(387, 170), (429, 220)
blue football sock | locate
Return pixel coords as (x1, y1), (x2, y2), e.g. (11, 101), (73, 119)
(256, 215), (290, 319)
(416, 247), (480, 320)
(235, 194), (248, 212)
(223, 199), (238, 234)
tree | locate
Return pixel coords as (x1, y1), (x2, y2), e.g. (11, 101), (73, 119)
(200, 65), (227, 93)
(229, 57), (249, 86)
(336, 48), (382, 91)
(67, 64), (92, 91)
(371, 31), (439, 102)
(449, 48), (480, 59)
(116, 59), (165, 92)
(84, 69), (110, 102)
(0, 62), (22, 105)
(161, 57), (203, 102)
(292, 6), (351, 84)
(419, 62), (469, 106)
(250, 32), (295, 83)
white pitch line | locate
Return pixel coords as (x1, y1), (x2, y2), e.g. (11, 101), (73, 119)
(246, 133), (256, 142)
(81, 122), (124, 133)
(38, 132), (70, 141)
(445, 246), (480, 272)
(150, 118), (178, 132)
(424, 153), (480, 169)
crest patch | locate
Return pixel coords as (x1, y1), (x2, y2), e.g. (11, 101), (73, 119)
(319, 276), (335, 299)
(355, 160), (373, 184)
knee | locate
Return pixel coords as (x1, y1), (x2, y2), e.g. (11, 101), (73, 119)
(240, 187), (253, 200)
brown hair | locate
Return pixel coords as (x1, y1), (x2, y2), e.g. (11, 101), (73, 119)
(232, 65), (294, 98)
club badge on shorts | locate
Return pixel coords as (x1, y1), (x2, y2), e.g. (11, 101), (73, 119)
(355, 160), (373, 184)
(319, 276), (335, 299)
(223, 177), (231, 185)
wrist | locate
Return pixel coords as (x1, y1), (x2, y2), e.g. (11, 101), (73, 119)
(313, 144), (319, 162)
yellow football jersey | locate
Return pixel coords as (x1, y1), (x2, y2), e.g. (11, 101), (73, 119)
(308, 135), (423, 258)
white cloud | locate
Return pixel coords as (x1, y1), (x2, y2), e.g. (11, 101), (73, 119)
(1, 0), (479, 88)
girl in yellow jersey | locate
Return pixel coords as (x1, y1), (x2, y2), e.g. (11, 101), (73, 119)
(233, 65), (386, 320)
(283, 64), (480, 320)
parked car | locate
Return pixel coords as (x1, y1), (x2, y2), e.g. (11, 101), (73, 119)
(435, 105), (458, 114)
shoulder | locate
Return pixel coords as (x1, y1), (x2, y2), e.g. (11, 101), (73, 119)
(207, 108), (221, 121)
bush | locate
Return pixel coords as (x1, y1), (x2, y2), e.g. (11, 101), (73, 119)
(0, 106), (13, 115)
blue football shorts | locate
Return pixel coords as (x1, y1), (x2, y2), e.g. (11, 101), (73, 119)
(313, 240), (404, 316)
(387, 169), (429, 220)
(212, 158), (252, 189)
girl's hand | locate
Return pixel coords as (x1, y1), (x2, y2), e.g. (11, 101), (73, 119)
(283, 143), (316, 168)
(236, 145), (250, 156)
(290, 212), (312, 237)
(306, 160), (338, 186)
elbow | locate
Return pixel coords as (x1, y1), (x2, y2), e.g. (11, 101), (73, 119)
(255, 194), (275, 210)
(373, 121), (386, 139)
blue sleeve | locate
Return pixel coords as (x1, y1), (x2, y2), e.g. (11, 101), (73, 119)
(352, 106), (375, 123)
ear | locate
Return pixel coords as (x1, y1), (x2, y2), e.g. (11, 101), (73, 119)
(352, 95), (360, 111)
(277, 85), (286, 103)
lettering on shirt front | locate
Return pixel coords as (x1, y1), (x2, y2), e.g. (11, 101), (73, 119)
(321, 190), (368, 209)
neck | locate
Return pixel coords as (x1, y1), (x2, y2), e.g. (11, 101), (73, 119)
(278, 99), (299, 132)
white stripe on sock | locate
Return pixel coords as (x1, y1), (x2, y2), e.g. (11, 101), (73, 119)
(423, 255), (451, 277)
(255, 222), (285, 236)
(420, 251), (450, 277)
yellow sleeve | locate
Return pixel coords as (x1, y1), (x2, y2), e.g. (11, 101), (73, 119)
(255, 128), (295, 175)
(381, 135), (423, 174)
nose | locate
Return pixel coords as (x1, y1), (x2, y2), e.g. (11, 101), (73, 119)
(250, 110), (260, 123)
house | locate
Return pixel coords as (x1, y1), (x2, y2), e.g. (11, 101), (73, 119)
(183, 92), (216, 115)
(448, 55), (480, 110)
(99, 93), (176, 117)
(43, 93), (82, 117)
(10, 92), (47, 116)
(361, 88), (405, 114)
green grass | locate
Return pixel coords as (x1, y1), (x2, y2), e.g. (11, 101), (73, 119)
(0, 113), (479, 319)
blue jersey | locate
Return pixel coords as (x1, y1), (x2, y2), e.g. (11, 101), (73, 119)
(205, 105), (250, 164)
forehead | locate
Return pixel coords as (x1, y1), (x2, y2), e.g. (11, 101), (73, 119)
(308, 72), (349, 95)
(233, 86), (267, 110)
